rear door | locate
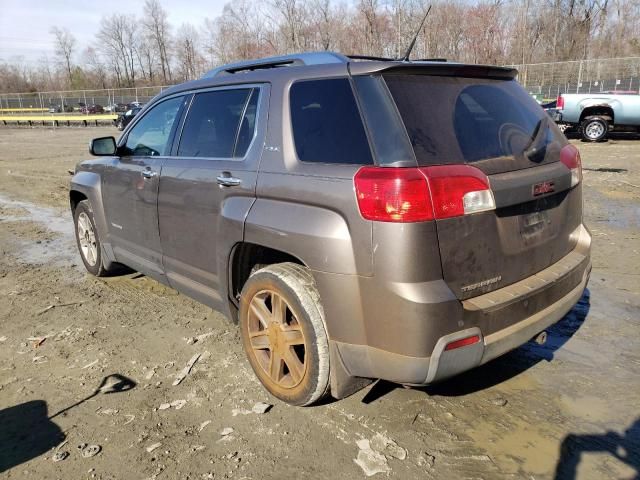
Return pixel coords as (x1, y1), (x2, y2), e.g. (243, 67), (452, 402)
(157, 85), (267, 310)
(383, 73), (582, 299)
(102, 95), (186, 280)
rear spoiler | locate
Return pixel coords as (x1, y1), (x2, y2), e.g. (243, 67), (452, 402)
(348, 61), (518, 80)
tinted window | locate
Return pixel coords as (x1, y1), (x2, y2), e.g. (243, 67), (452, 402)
(178, 89), (252, 158)
(384, 75), (565, 173)
(123, 96), (183, 156)
(290, 78), (372, 165)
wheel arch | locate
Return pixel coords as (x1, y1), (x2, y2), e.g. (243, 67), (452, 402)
(228, 242), (307, 310)
(580, 104), (614, 123)
(70, 171), (117, 268)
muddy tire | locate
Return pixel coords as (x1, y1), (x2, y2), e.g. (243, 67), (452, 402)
(239, 263), (330, 406)
(73, 200), (110, 277)
(580, 116), (609, 142)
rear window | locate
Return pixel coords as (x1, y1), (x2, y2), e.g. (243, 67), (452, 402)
(290, 78), (373, 165)
(383, 75), (564, 173)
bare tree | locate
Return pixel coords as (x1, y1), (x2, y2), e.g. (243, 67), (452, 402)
(176, 23), (201, 81)
(50, 27), (76, 85)
(98, 14), (138, 87)
(143, 0), (173, 83)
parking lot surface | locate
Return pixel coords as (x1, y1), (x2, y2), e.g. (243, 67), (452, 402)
(0, 127), (638, 479)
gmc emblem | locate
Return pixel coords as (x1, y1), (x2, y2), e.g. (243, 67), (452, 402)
(533, 181), (555, 196)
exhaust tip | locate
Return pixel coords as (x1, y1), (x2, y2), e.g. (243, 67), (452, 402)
(533, 331), (548, 345)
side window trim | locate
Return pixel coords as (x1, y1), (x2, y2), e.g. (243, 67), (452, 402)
(172, 85), (263, 162)
(232, 88), (256, 158)
(170, 93), (195, 157)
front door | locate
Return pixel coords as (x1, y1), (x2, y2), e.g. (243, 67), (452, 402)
(158, 85), (267, 309)
(101, 95), (186, 280)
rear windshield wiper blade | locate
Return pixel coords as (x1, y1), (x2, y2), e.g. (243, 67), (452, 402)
(523, 117), (548, 158)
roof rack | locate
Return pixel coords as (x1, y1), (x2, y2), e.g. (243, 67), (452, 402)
(201, 51), (451, 79)
(202, 52), (350, 78)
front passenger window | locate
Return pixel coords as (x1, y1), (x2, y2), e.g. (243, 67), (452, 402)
(123, 96), (183, 157)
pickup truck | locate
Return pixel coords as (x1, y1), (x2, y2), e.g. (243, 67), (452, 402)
(552, 92), (640, 141)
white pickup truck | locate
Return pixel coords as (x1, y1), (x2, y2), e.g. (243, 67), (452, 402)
(552, 92), (640, 141)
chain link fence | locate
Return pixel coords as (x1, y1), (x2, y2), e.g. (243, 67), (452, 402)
(0, 86), (167, 113)
(2, 57), (640, 112)
(509, 57), (640, 100)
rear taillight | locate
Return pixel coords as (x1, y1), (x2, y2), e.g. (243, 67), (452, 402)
(423, 165), (496, 219)
(560, 144), (582, 187)
(353, 167), (433, 222)
(556, 95), (564, 110)
(354, 165), (495, 223)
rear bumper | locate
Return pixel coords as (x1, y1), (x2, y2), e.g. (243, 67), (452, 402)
(327, 224), (592, 385)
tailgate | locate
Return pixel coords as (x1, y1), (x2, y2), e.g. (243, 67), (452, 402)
(384, 73), (582, 299)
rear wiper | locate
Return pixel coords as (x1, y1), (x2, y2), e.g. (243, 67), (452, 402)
(523, 117), (548, 159)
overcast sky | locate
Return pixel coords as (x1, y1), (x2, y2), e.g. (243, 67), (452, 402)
(0, 0), (228, 63)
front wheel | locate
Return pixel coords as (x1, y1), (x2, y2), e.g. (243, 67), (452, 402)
(239, 263), (330, 406)
(73, 200), (111, 277)
(581, 116), (609, 142)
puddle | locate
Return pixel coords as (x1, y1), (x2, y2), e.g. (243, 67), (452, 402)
(0, 195), (78, 267)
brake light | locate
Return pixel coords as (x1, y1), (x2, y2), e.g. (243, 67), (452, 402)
(354, 165), (495, 223)
(353, 167), (434, 222)
(556, 95), (564, 110)
(560, 144), (582, 187)
(444, 334), (480, 351)
(424, 165), (495, 219)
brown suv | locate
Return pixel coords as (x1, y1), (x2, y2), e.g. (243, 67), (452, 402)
(69, 52), (591, 406)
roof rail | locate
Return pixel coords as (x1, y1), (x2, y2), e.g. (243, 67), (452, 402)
(347, 55), (397, 62)
(202, 52), (350, 78)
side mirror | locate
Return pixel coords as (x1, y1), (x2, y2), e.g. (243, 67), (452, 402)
(90, 136), (117, 156)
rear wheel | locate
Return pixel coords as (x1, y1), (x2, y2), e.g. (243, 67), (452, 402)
(239, 263), (330, 406)
(73, 200), (111, 277)
(581, 116), (609, 142)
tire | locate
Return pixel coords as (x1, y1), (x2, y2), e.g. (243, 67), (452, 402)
(580, 116), (609, 142)
(239, 262), (330, 406)
(73, 200), (111, 277)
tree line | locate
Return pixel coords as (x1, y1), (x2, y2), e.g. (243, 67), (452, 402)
(1, 0), (639, 93)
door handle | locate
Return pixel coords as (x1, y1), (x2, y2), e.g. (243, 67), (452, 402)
(216, 172), (242, 187)
(141, 168), (157, 179)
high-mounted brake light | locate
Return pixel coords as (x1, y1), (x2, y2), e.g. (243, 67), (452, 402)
(556, 95), (564, 110)
(560, 144), (582, 187)
(354, 165), (495, 223)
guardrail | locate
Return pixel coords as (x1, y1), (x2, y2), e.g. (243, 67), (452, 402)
(0, 108), (49, 112)
(0, 114), (118, 127)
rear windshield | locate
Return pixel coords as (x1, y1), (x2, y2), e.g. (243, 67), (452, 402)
(383, 74), (565, 174)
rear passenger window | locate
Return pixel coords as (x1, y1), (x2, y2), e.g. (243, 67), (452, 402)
(290, 78), (373, 165)
(178, 89), (254, 158)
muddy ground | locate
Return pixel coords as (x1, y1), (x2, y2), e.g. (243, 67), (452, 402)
(0, 127), (638, 480)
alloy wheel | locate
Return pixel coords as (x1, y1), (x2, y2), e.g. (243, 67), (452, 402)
(77, 212), (98, 266)
(246, 289), (307, 389)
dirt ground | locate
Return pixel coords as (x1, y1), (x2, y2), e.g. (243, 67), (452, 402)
(0, 127), (638, 480)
